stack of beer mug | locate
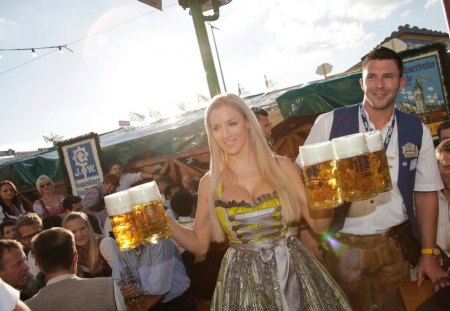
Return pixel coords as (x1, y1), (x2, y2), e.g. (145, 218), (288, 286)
(104, 181), (170, 251)
(299, 131), (392, 209)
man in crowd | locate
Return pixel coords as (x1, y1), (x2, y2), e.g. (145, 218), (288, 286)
(156, 175), (174, 210)
(109, 162), (158, 192)
(251, 106), (273, 148)
(0, 240), (38, 300)
(25, 227), (126, 311)
(181, 174), (193, 190)
(164, 183), (181, 219)
(15, 213), (43, 277)
(81, 173), (120, 227)
(296, 46), (446, 310)
(114, 238), (194, 310)
(435, 139), (450, 257)
(437, 120), (450, 142)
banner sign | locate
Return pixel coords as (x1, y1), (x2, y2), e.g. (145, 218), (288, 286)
(58, 133), (104, 197)
(395, 43), (450, 137)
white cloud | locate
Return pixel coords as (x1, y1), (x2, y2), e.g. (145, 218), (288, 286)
(401, 9), (411, 18)
(326, 0), (410, 21)
(425, 0), (439, 9)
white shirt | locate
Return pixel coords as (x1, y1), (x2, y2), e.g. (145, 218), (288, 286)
(26, 252), (40, 277)
(0, 277), (20, 311)
(117, 173), (142, 192)
(437, 191), (450, 256)
(297, 107), (443, 235)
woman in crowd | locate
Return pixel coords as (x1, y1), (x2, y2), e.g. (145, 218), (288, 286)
(168, 94), (351, 310)
(33, 175), (65, 217)
(62, 212), (118, 278)
(0, 180), (26, 223)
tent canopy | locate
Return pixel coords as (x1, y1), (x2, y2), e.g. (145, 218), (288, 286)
(0, 109), (208, 190)
(276, 72), (364, 118)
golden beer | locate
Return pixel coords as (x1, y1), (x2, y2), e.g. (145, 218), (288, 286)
(365, 131), (392, 193)
(332, 133), (376, 201)
(105, 191), (143, 251)
(109, 212), (142, 251)
(303, 160), (342, 209)
(335, 155), (376, 201)
(299, 141), (342, 209)
(129, 181), (171, 244)
(134, 199), (170, 244)
(368, 150), (392, 192)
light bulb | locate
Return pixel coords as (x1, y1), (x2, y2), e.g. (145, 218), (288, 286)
(31, 48), (37, 58)
(58, 46), (64, 54)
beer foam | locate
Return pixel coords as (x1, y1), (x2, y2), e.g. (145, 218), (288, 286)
(332, 133), (368, 159)
(299, 141), (334, 166)
(365, 131), (383, 152)
(104, 190), (133, 216)
(128, 181), (161, 205)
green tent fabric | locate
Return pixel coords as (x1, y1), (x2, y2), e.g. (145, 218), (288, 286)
(276, 72), (364, 118)
(0, 109), (208, 190)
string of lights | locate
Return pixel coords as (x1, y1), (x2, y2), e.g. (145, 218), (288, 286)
(0, 45), (73, 57)
(0, 2), (177, 76)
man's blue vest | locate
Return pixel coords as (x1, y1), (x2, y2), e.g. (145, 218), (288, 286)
(328, 104), (423, 239)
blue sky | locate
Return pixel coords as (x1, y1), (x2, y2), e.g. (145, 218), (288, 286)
(0, 0), (448, 151)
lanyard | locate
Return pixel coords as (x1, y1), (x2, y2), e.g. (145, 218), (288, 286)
(360, 104), (395, 150)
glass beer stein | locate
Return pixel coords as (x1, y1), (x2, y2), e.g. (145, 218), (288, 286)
(365, 131), (392, 193)
(332, 133), (376, 201)
(299, 141), (342, 209)
(105, 191), (143, 251)
(128, 181), (170, 245)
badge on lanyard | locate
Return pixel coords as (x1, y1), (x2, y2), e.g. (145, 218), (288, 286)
(402, 142), (419, 158)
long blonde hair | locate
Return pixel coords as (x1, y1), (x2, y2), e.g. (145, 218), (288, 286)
(62, 212), (103, 275)
(205, 93), (301, 242)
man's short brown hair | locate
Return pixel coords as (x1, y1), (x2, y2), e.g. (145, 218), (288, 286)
(362, 46), (404, 78)
(31, 227), (75, 274)
(15, 213), (42, 233)
(436, 138), (450, 159)
(103, 173), (120, 187)
(0, 239), (23, 269)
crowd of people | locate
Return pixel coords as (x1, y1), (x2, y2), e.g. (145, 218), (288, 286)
(1, 46), (450, 310)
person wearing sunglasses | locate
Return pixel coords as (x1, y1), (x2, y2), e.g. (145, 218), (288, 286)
(15, 213), (43, 278)
(32, 175), (65, 218)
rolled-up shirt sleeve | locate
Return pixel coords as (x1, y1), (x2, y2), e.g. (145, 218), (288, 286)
(414, 124), (443, 192)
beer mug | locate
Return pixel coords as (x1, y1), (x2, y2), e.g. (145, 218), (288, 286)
(104, 191), (143, 251)
(365, 131), (392, 193)
(332, 133), (376, 201)
(128, 181), (170, 244)
(120, 266), (143, 304)
(299, 141), (342, 209)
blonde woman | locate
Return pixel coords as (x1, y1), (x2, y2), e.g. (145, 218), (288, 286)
(33, 175), (65, 217)
(168, 94), (351, 310)
(62, 212), (118, 278)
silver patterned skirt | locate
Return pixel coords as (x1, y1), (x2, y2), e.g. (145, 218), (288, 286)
(211, 235), (352, 311)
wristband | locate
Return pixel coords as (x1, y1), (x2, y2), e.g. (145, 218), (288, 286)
(420, 248), (440, 256)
